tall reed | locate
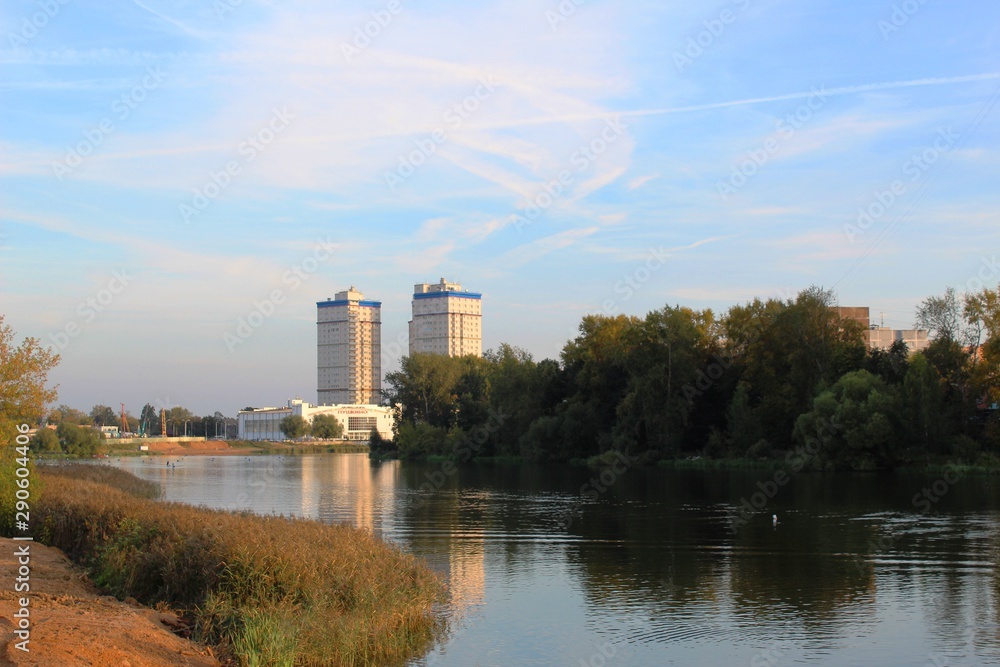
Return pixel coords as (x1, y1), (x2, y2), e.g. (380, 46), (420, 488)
(34, 465), (445, 666)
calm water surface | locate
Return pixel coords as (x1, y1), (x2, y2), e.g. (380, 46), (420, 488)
(109, 454), (1000, 666)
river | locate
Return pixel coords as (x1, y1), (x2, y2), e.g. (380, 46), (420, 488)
(108, 453), (1000, 666)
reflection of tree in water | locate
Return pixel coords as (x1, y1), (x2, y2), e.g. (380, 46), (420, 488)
(565, 493), (1000, 658)
(395, 459), (1000, 659)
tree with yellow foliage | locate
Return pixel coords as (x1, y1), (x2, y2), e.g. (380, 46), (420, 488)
(1, 315), (60, 535)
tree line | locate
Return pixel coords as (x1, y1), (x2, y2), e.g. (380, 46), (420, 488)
(31, 404), (237, 457)
(45, 404), (234, 437)
(384, 286), (1000, 470)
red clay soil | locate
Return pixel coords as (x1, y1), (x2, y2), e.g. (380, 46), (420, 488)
(0, 538), (219, 667)
(140, 440), (258, 456)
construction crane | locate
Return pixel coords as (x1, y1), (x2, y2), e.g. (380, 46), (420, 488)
(120, 403), (129, 437)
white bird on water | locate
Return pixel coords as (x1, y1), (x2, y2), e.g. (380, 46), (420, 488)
(772, 514), (779, 526)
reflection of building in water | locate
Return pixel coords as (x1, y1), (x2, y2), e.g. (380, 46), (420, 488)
(300, 455), (317, 518)
(296, 454), (399, 533)
(446, 530), (486, 612)
(346, 454), (374, 532)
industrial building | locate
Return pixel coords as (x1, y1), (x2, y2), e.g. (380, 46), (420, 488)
(832, 306), (930, 354)
(237, 400), (394, 441)
(317, 287), (382, 405)
(409, 278), (482, 357)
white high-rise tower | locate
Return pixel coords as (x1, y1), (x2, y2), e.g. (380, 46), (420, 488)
(408, 278), (482, 357)
(317, 287), (381, 405)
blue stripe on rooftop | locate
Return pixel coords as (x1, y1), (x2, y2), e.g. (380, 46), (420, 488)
(317, 299), (382, 308)
(413, 291), (482, 300)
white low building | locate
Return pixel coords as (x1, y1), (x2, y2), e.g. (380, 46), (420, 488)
(237, 399), (394, 442)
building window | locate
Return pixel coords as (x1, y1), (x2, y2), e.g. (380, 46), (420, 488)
(347, 416), (378, 432)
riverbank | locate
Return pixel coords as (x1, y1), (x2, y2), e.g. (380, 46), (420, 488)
(27, 464), (445, 665)
(38, 439), (370, 459)
(0, 537), (219, 666)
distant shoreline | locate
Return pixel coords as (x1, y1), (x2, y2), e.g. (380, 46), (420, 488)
(40, 439), (369, 459)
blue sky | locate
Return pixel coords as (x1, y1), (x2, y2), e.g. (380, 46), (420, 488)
(1, 0), (998, 416)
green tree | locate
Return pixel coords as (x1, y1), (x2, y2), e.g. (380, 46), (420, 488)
(901, 353), (947, 456)
(724, 383), (762, 457)
(484, 344), (560, 457)
(0, 316), (59, 536)
(616, 306), (715, 458)
(46, 405), (90, 426)
(721, 287), (867, 448)
(90, 404), (117, 427)
(385, 353), (464, 428)
(924, 337), (975, 433)
(368, 427), (396, 457)
(165, 406), (196, 436)
(866, 339), (910, 385)
(793, 370), (902, 470)
(139, 404), (158, 435)
(279, 415), (309, 440)
(558, 314), (638, 457)
(31, 428), (60, 453)
(964, 284), (1000, 404)
(311, 414), (344, 439)
(56, 422), (106, 457)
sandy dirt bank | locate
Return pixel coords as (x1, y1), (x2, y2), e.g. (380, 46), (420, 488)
(0, 538), (219, 666)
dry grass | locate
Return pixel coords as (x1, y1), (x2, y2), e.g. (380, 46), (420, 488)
(34, 466), (446, 666)
(40, 462), (161, 498)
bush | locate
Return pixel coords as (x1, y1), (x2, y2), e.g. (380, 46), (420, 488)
(56, 422), (106, 457)
(368, 428), (397, 459)
(31, 428), (60, 453)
